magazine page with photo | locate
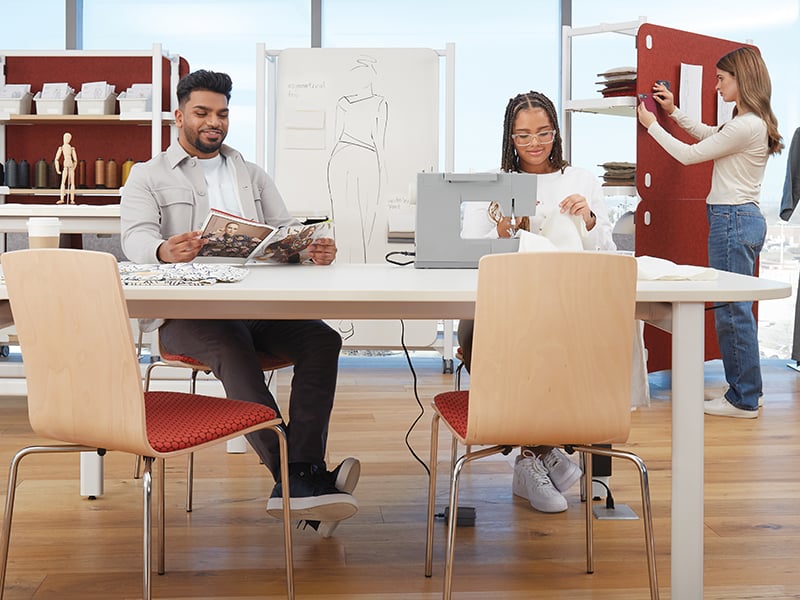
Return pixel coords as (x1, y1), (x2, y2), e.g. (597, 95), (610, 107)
(195, 209), (278, 264)
(251, 221), (334, 264)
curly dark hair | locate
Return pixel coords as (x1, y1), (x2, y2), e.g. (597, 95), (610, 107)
(500, 90), (568, 173)
(176, 69), (233, 107)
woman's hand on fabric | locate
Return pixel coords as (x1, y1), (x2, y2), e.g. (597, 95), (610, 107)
(559, 194), (595, 228)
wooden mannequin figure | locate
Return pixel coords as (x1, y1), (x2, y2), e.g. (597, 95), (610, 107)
(54, 131), (77, 204)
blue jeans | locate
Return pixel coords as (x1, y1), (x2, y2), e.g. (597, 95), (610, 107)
(707, 203), (766, 411)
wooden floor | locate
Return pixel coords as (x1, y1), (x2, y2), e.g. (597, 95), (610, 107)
(0, 354), (798, 599)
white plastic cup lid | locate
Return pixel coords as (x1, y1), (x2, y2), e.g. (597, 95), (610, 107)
(27, 217), (61, 236)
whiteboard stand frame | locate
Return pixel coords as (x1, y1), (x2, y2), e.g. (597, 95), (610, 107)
(255, 43), (457, 373)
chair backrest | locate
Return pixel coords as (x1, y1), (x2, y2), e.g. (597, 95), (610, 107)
(466, 251), (638, 447)
(1, 249), (152, 455)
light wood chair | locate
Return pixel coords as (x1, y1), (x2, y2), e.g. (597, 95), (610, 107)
(136, 342), (292, 512)
(424, 252), (658, 600)
(0, 249), (295, 600)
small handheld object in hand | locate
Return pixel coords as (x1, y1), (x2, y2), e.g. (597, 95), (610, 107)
(638, 93), (658, 113)
(509, 197), (517, 237)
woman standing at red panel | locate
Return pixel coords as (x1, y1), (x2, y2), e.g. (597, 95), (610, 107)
(638, 47), (783, 418)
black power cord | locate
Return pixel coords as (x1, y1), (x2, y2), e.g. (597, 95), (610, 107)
(385, 250), (415, 266)
(398, 319), (430, 477)
(591, 477), (615, 509)
(386, 254), (475, 522)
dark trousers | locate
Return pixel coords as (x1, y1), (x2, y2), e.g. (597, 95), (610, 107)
(159, 318), (342, 480)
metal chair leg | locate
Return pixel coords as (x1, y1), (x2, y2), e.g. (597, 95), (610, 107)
(441, 444), (508, 600)
(185, 453), (194, 512)
(157, 457), (166, 575)
(582, 449), (594, 573)
(572, 445), (659, 600)
(273, 424), (295, 599)
(142, 456), (153, 600)
(424, 414), (441, 577)
(0, 445), (95, 600)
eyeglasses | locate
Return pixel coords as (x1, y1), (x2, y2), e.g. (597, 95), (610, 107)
(511, 130), (556, 146)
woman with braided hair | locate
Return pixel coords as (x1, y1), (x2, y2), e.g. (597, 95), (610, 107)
(458, 90), (616, 514)
(460, 90), (614, 245)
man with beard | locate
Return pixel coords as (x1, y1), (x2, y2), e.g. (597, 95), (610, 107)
(120, 70), (359, 538)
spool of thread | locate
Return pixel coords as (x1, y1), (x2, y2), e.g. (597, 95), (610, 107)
(121, 158), (135, 186)
(17, 159), (30, 188)
(77, 159), (87, 188)
(34, 158), (48, 189)
(94, 158), (105, 188)
(104, 158), (119, 189)
(0, 160), (5, 186)
(4, 159), (18, 188)
(47, 160), (59, 189)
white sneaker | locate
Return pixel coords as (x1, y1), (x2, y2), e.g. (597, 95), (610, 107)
(704, 387), (763, 408)
(542, 448), (582, 493)
(703, 396), (759, 419)
(513, 453), (567, 513)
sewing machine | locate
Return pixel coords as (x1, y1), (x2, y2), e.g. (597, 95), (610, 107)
(414, 172), (537, 268)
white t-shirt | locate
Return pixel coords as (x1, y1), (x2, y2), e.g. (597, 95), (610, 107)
(460, 166), (615, 251)
(198, 154), (241, 216)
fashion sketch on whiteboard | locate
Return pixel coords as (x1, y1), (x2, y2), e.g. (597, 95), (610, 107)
(326, 55), (388, 264)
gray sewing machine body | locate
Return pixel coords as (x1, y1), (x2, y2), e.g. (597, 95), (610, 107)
(414, 172), (537, 268)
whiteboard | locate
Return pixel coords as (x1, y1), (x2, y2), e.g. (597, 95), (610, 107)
(273, 47), (440, 264)
(271, 47), (443, 350)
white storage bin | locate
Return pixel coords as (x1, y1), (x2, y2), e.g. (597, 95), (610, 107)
(117, 90), (152, 114)
(76, 91), (117, 115)
(0, 92), (33, 115)
(33, 91), (76, 115)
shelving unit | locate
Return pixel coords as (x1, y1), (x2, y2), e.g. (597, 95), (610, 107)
(560, 18), (644, 169)
(1, 187), (121, 197)
(563, 95), (637, 117)
(560, 19), (644, 200)
(0, 45), (186, 209)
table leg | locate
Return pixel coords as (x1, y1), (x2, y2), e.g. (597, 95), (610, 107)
(670, 302), (705, 599)
(80, 450), (104, 498)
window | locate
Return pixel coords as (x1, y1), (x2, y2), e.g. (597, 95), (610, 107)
(323, 0), (561, 172)
(82, 0), (311, 157)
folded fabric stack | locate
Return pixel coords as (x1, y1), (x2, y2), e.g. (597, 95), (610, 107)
(596, 66), (637, 98)
(599, 161), (636, 187)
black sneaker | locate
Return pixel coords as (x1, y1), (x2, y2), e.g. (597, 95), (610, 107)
(301, 457), (360, 538)
(266, 462), (358, 522)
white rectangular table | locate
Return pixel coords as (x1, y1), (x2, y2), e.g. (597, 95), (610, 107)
(0, 262), (791, 599)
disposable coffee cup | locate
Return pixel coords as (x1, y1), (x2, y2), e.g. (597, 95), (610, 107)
(27, 217), (61, 249)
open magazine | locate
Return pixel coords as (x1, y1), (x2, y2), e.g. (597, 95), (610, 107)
(195, 209), (334, 264)
(195, 209), (278, 264)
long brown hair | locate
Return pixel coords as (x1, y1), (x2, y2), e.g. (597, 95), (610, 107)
(717, 47), (783, 155)
(500, 91), (569, 173)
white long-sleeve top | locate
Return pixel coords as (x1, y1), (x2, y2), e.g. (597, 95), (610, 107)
(646, 108), (768, 206)
(460, 166), (615, 251)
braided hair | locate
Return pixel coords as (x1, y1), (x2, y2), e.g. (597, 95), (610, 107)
(500, 91), (568, 174)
